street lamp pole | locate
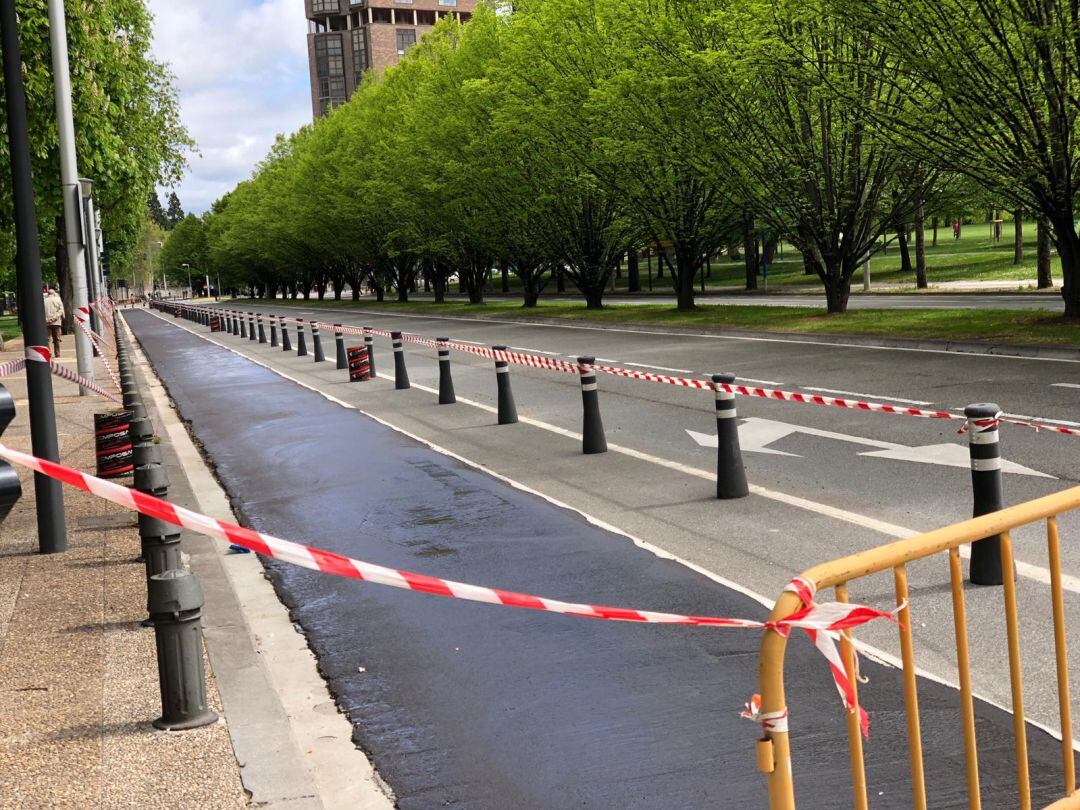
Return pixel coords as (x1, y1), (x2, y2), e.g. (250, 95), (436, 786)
(182, 262), (192, 298)
(46, 0), (94, 394)
(0, 0), (67, 553)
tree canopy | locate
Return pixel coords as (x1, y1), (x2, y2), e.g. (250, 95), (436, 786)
(202, 0), (1080, 319)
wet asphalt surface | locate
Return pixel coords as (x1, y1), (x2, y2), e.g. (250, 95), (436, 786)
(128, 309), (1072, 809)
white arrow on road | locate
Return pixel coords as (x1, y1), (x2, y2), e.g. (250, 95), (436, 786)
(686, 417), (1053, 478)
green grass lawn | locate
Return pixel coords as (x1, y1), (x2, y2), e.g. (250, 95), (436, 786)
(412, 220), (1058, 295)
(248, 298), (1078, 347)
(0, 315), (21, 342)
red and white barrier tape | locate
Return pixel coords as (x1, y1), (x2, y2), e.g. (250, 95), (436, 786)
(170, 303), (1076, 437)
(0, 438), (898, 734)
(75, 308), (121, 392)
(48, 360), (122, 404)
(0, 358), (25, 377)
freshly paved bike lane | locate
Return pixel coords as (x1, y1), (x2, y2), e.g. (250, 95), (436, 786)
(127, 309), (1068, 809)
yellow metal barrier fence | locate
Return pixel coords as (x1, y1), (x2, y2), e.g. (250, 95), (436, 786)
(757, 485), (1080, 809)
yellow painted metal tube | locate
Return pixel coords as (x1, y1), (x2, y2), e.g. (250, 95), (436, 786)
(1000, 531), (1032, 809)
(835, 583), (868, 810)
(948, 547), (981, 809)
(1047, 517), (1076, 795)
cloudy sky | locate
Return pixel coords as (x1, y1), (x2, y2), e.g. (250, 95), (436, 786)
(148, 0), (312, 214)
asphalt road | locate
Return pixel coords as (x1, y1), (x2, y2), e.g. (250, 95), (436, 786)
(128, 308), (1074, 809)
(373, 291), (1065, 311)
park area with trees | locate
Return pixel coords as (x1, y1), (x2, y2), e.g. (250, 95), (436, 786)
(199, 0), (1080, 320)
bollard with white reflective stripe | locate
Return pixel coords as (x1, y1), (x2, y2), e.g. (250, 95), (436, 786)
(257, 314), (266, 344)
(492, 346), (518, 424)
(248, 313), (256, 342)
(281, 320), (292, 352)
(363, 328), (377, 378)
(334, 325), (346, 369)
(437, 338), (455, 404)
(712, 374), (749, 499)
(577, 357), (607, 454)
(967, 402), (1008, 586)
(296, 321), (308, 357)
(238, 313), (247, 339)
(312, 323), (325, 362)
(227, 312), (235, 335)
(392, 331), (410, 389)
(270, 317), (278, 347)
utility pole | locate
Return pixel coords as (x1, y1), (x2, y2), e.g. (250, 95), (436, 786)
(47, 0), (94, 395)
(80, 181), (103, 334)
(1, 0), (68, 553)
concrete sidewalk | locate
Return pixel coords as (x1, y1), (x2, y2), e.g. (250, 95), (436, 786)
(0, 337), (247, 808)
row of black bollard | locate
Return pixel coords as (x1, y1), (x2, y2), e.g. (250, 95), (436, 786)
(114, 318), (218, 731)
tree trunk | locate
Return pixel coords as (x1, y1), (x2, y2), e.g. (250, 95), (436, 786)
(898, 226), (913, 275)
(1013, 210), (1023, 264)
(500, 263), (509, 293)
(823, 273), (851, 314)
(932, 216), (938, 247)
(397, 285), (408, 303)
(764, 237), (778, 264)
(467, 282), (484, 305)
(522, 274), (540, 307)
(743, 212), (758, 290)
(627, 250), (640, 293)
(1037, 219), (1053, 289)
(915, 202), (927, 289)
(433, 273), (446, 304)
(583, 285), (604, 309)
(374, 284), (385, 302)
(1049, 214), (1080, 318)
(556, 270), (565, 293)
(675, 255), (696, 311)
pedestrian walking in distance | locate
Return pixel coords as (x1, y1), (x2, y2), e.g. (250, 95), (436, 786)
(44, 287), (64, 357)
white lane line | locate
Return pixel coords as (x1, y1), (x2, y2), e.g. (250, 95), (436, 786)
(1051, 383), (1080, 389)
(803, 387), (933, 406)
(738, 377), (786, 387)
(623, 362), (696, 374)
(454, 339), (485, 346)
(593, 357), (619, 363)
(1001, 411), (1080, 428)
(144, 309), (1080, 743)
(509, 346), (561, 356)
(317, 306), (1080, 364)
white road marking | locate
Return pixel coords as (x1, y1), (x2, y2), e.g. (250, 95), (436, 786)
(737, 377), (786, 386)
(1051, 383), (1080, 389)
(509, 346), (560, 356)
(1000, 411), (1080, 428)
(804, 386), (932, 406)
(623, 362), (696, 374)
(142, 310), (1080, 742)
(454, 339), (486, 346)
(150, 310), (1074, 589)
(688, 418), (1053, 477)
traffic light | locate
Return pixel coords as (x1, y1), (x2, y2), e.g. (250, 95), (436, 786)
(0, 384), (23, 522)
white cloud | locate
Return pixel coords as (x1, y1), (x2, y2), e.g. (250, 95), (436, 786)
(148, 0), (312, 213)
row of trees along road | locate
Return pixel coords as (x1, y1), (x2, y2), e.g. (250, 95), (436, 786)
(203, 0), (1080, 318)
(0, 0), (190, 328)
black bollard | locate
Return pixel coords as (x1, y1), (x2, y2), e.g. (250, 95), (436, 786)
(437, 338), (455, 404)
(391, 331), (410, 389)
(257, 314), (266, 344)
(711, 374), (749, 499)
(967, 403), (1008, 586)
(312, 323), (325, 362)
(238, 314), (247, 339)
(577, 357), (607, 454)
(296, 321), (308, 357)
(231, 312), (239, 335)
(270, 317), (278, 347)
(281, 321), (292, 352)
(223, 312), (231, 334)
(148, 570), (219, 730)
(492, 346), (518, 424)
(335, 325), (347, 369)
(248, 313), (256, 341)
(363, 328), (377, 378)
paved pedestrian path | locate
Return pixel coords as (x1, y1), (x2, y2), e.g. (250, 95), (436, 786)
(0, 338), (247, 809)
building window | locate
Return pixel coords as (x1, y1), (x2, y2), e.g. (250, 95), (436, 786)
(314, 34), (347, 115)
(311, 0), (338, 13)
(396, 28), (416, 56)
(458, 11), (470, 21)
(371, 7), (392, 23)
(352, 27), (368, 76)
(416, 9), (435, 24)
(437, 0), (456, 5)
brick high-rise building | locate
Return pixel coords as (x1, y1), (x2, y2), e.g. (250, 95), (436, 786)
(305, 0), (476, 118)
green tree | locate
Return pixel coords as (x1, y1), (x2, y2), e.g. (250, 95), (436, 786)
(158, 213), (207, 286)
(854, 0), (1080, 319)
(165, 192), (185, 229)
(147, 193), (168, 229)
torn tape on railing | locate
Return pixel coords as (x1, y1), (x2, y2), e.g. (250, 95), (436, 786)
(0, 438), (899, 735)
(75, 308), (121, 392)
(49, 361), (122, 404)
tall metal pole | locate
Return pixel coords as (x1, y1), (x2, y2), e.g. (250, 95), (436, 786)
(1, 0), (68, 554)
(81, 188), (102, 334)
(47, 0), (94, 394)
